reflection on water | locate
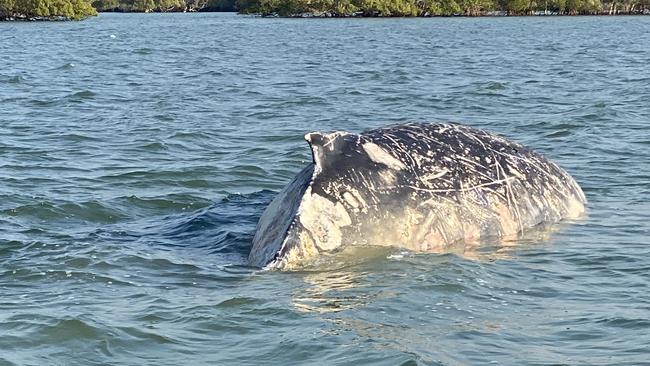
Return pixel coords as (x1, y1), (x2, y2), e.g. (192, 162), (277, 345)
(291, 218), (567, 317)
(293, 270), (371, 313)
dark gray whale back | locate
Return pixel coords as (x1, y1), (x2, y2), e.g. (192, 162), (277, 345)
(249, 123), (586, 269)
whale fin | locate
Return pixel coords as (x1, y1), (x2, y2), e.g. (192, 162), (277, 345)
(304, 131), (352, 173)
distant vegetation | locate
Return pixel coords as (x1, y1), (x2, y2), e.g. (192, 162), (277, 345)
(0, 0), (97, 19)
(236, 0), (650, 16)
(0, 0), (234, 16)
(90, 0), (235, 11)
(88, 0), (650, 15)
(1, 0), (649, 19)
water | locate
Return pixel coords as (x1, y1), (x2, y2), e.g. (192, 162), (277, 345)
(1, 13), (650, 365)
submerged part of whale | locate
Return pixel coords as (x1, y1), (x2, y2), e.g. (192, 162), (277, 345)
(249, 123), (586, 269)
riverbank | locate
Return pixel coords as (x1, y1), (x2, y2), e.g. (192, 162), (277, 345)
(90, 9), (650, 15)
(2, 0), (649, 20)
(236, 0), (650, 17)
(256, 9), (650, 17)
(90, 0), (235, 13)
(0, 15), (76, 21)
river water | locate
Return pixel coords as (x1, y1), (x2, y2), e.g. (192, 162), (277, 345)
(1, 13), (649, 365)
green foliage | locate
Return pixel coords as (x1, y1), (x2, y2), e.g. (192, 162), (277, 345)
(459, 0), (493, 14)
(1, 0), (96, 18)
(90, 0), (235, 11)
(549, 0), (567, 12)
(1, 0), (644, 18)
(564, 0), (601, 13)
(0, 0), (16, 16)
(237, 0), (498, 16)
(91, 0), (118, 9)
(501, 0), (529, 13)
(155, 0), (184, 10)
(438, 0), (463, 15)
(133, 0), (154, 10)
(233, 0), (642, 15)
(204, 0), (236, 10)
(92, 0), (189, 11)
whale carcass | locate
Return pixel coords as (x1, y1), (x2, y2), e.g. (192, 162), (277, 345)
(248, 123), (586, 269)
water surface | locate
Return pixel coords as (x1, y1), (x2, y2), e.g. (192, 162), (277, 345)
(1, 13), (649, 365)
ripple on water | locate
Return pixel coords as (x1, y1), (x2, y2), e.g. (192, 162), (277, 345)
(3, 200), (128, 224)
(482, 81), (507, 91)
(67, 90), (97, 101)
(120, 194), (213, 212)
(134, 48), (153, 54)
(0, 75), (25, 84)
(55, 62), (76, 70)
(28, 98), (60, 107)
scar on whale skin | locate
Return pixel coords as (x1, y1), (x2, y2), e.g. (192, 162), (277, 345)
(249, 122), (586, 269)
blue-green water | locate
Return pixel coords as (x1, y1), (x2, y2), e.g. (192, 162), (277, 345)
(2, 13), (650, 365)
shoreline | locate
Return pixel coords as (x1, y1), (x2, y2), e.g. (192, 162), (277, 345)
(3, 0), (649, 21)
(256, 11), (650, 18)
(82, 9), (650, 17)
(0, 15), (74, 21)
(2, 10), (650, 21)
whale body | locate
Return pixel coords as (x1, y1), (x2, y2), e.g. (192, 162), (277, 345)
(249, 123), (586, 269)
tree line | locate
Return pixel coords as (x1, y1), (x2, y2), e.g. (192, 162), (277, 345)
(0, 0), (97, 19)
(0, 0), (233, 17)
(236, 0), (650, 16)
(80, 0), (650, 15)
(1, 0), (649, 20)
(90, 0), (235, 11)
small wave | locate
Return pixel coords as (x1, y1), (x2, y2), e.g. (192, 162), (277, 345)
(3, 200), (128, 224)
(596, 317), (650, 330)
(30, 90), (97, 106)
(29, 98), (59, 107)
(134, 48), (153, 55)
(59, 132), (102, 142)
(68, 90), (96, 100)
(0, 240), (25, 256)
(120, 194), (212, 212)
(544, 129), (572, 138)
(140, 191), (274, 255)
(140, 141), (168, 151)
(0, 357), (16, 366)
(546, 121), (585, 130)
(56, 63), (76, 70)
(483, 81), (506, 91)
(201, 70), (224, 77)
(117, 326), (181, 345)
(167, 131), (210, 140)
(38, 318), (100, 341)
(1, 75), (25, 84)
(215, 296), (263, 309)
(229, 164), (270, 179)
(153, 114), (174, 122)
(98, 170), (221, 191)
